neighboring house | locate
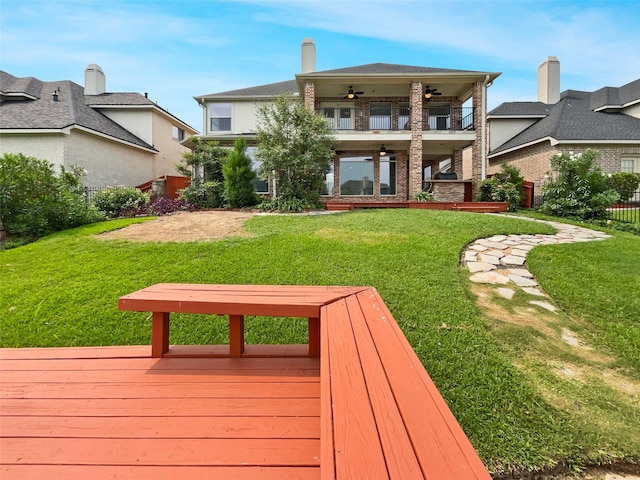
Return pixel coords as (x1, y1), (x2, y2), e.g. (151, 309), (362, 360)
(194, 39), (501, 203)
(488, 57), (640, 189)
(0, 65), (197, 188)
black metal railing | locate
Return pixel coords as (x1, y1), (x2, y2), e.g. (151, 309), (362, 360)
(608, 188), (640, 224)
(317, 107), (475, 132)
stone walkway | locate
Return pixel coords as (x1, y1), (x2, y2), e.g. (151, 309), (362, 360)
(464, 217), (611, 307)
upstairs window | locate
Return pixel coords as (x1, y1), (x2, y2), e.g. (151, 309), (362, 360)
(172, 125), (185, 141)
(209, 103), (231, 132)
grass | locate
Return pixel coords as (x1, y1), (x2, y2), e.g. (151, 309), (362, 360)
(1, 209), (639, 476)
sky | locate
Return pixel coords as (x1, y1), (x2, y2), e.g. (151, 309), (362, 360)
(1, 0), (639, 132)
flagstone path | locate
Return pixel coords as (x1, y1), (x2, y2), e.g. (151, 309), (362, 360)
(464, 217), (611, 307)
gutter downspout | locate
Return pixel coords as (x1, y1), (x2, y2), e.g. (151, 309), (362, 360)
(481, 74), (490, 180)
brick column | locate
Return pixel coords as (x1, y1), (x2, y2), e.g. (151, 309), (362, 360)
(304, 81), (315, 109)
(471, 80), (485, 197)
(452, 149), (463, 174)
(409, 81), (423, 198)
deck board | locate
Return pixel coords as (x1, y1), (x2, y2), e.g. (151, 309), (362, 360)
(0, 346), (321, 480)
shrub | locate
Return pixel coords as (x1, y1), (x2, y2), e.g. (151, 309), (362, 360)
(179, 181), (224, 208)
(477, 163), (524, 211)
(477, 178), (521, 211)
(223, 137), (258, 208)
(0, 153), (104, 238)
(257, 197), (311, 212)
(92, 186), (148, 218)
(122, 197), (195, 217)
(605, 172), (640, 201)
(540, 150), (620, 220)
(414, 190), (438, 202)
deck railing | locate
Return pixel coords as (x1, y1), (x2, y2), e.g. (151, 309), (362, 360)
(317, 106), (475, 132)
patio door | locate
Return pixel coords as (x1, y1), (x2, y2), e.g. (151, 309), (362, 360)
(321, 104), (353, 130)
(370, 102), (391, 130)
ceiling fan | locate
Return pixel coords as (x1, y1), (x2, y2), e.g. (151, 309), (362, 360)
(343, 86), (364, 100)
(424, 86), (442, 100)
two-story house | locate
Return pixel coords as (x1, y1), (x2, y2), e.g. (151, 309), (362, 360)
(488, 57), (640, 190)
(0, 65), (198, 188)
(194, 39), (501, 204)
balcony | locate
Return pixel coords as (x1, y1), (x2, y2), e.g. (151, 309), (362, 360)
(317, 107), (475, 132)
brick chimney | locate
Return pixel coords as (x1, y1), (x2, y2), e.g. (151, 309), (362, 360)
(85, 64), (106, 95)
(301, 38), (316, 73)
(538, 56), (560, 104)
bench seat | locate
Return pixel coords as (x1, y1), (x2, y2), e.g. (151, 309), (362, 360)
(118, 283), (491, 478)
(321, 289), (491, 479)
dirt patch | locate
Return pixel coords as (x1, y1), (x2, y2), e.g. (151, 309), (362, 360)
(97, 211), (256, 242)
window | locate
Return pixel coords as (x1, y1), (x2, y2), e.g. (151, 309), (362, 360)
(209, 103), (231, 132)
(339, 156), (374, 196)
(621, 158), (640, 173)
(172, 125), (185, 141)
(323, 162), (335, 195)
(369, 102), (391, 130)
(246, 147), (268, 193)
(380, 156), (396, 195)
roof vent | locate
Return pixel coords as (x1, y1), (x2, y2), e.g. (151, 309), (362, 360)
(52, 91), (59, 101)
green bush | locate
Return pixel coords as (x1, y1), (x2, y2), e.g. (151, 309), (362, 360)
(605, 172), (640, 201)
(257, 197), (311, 212)
(0, 153), (104, 239)
(477, 178), (521, 211)
(540, 150), (620, 220)
(92, 186), (148, 218)
(414, 190), (438, 202)
(477, 163), (524, 211)
(179, 181), (224, 208)
(223, 137), (258, 208)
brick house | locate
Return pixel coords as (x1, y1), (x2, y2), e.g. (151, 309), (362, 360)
(0, 65), (197, 188)
(487, 57), (640, 191)
(194, 39), (501, 204)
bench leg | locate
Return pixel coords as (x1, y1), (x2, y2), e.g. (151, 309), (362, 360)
(229, 315), (245, 357)
(308, 317), (320, 357)
(151, 311), (170, 358)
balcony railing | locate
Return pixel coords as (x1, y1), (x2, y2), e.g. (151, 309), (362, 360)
(317, 107), (475, 132)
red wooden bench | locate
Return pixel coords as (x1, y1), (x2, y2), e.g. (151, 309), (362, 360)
(118, 283), (491, 479)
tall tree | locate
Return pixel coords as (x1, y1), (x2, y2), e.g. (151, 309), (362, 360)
(223, 136), (258, 208)
(255, 95), (335, 207)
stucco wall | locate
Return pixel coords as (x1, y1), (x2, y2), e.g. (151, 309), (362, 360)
(488, 118), (539, 151)
(151, 112), (192, 178)
(100, 109), (154, 145)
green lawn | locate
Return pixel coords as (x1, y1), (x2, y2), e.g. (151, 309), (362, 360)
(1, 209), (638, 476)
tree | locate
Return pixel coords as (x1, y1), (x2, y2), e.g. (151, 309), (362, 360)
(540, 149), (619, 220)
(255, 95), (335, 208)
(223, 136), (258, 208)
(177, 137), (227, 208)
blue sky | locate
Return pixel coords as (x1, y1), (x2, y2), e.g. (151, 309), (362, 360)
(1, 0), (639, 132)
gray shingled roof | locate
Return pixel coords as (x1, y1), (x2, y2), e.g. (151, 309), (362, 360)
(200, 63), (491, 98)
(85, 92), (156, 106)
(489, 79), (640, 155)
(0, 71), (155, 150)
(202, 80), (298, 98)
(314, 62), (487, 75)
(1, 71), (43, 99)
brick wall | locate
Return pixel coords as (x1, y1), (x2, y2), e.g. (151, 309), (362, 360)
(488, 142), (639, 188)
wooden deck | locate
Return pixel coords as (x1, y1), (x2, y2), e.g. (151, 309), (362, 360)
(2, 285), (491, 479)
(0, 346), (321, 479)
